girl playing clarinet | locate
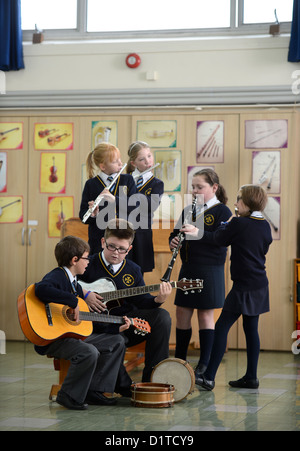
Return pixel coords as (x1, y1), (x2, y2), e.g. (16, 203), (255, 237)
(169, 169), (231, 381)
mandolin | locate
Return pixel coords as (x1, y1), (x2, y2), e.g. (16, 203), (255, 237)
(17, 284), (151, 346)
(80, 277), (203, 312)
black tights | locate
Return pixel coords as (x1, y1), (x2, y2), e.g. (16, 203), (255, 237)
(205, 310), (260, 381)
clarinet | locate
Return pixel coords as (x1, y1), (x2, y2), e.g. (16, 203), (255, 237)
(82, 164), (127, 223)
(161, 196), (197, 282)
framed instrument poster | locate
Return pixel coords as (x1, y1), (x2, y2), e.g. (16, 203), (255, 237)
(48, 196), (74, 238)
(136, 120), (177, 148)
(34, 123), (74, 150)
(0, 152), (7, 193)
(0, 196), (23, 223)
(196, 121), (224, 164)
(91, 121), (117, 148)
(245, 120), (288, 149)
(0, 123), (23, 150)
(263, 196), (280, 240)
(154, 150), (181, 192)
(252, 151), (280, 194)
(40, 152), (66, 194)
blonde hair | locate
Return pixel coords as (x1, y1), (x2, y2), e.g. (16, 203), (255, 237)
(86, 142), (121, 179)
(126, 141), (150, 173)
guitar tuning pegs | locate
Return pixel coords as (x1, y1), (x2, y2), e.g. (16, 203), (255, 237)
(191, 290), (195, 294)
(184, 291), (188, 295)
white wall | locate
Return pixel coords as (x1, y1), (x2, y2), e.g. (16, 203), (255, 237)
(3, 34), (300, 106)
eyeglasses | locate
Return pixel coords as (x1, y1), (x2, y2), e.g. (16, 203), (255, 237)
(80, 256), (90, 261)
(105, 241), (129, 254)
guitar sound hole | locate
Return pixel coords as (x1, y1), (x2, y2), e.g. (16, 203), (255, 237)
(62, 306), (80, 325)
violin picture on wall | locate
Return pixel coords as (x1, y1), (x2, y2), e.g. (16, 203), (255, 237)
(40, 153), (66, 194)
(48, 196), (73, 238)
(34, 123), (74, 150)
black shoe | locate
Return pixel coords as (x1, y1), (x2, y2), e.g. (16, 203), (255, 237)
(56, 390), (88, 410)
(116, 387), (132, 398)
(85, 391), (117, 405)
(195, 374), (215, 391)
(228, 377), (259, 389)
(194, 363), (207, 379)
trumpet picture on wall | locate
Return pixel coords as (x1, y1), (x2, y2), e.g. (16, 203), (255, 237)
(252, 151), (281, 194)
(196, 121), (224, 163)
(34, 123), (74, 150)
(137, 120), (177, 148)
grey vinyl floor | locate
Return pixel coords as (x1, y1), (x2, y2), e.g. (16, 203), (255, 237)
(0, 341), (299, 432)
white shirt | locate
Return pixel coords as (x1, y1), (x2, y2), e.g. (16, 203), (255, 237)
(132, 168), (153, 186)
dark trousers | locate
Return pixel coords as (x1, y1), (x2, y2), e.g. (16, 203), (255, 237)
(121, 307), (171, 382)
(45, 333), (127, 404)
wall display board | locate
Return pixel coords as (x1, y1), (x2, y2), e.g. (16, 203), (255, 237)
(252, 151), (280, 194)
(91, 121), (118, 148)
(136, 120), (177, 148)
(0, 152), (7, 192)
(34, 122), (74, 150)
(40, 152), (66, 194)
(0, 122), (23, 150)
(196, 120), (224, 163)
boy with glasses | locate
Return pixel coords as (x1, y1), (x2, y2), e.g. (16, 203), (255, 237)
(79, 219), (172, 382)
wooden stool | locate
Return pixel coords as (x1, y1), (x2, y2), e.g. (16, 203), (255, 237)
(48, 342), (146, 400)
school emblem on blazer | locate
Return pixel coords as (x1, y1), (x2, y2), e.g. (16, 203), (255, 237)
(145, 188), (152, 196)
(204, 214), (215, 226)
(123, 274), (135, 286)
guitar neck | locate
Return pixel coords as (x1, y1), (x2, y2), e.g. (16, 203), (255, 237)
(79, 311), (127, 325)
(99, 281), (176, 302)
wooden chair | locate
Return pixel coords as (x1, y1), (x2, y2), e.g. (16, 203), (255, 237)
(48, 343), (146, 400)
(48, 218), (146, 400)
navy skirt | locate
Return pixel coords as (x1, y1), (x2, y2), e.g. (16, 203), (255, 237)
(174, 264), (225, 310)
(223, 284), (270, 316)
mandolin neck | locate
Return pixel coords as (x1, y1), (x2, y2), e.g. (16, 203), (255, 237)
(99, 281), (176, 301)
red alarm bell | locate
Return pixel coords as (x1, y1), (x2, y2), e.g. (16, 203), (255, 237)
(126, 53), (141, 68)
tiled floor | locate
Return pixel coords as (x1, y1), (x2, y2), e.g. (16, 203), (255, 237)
(0, 341), (299, 432)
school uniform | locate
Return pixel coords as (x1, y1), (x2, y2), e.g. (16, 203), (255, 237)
(199, 212), (273, 387)
(34, 266), (131, 404)
(79, 252), (171, 382)
(169, 197), (232, 310)
(211, 212), (273, 315)
(130, 170), (164, 273)
(79, 172), (137, 254)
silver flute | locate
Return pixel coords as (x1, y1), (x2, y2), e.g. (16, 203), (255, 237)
(82, 163), (127, 223)
(132, 163), (160, 181)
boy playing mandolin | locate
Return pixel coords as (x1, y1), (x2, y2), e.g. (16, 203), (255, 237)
(34, 235), (132, 410)
(79, 218), (172, 383)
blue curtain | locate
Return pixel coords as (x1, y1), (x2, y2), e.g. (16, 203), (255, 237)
(0, 0), (24, 71)
(288, 0), (300, 62)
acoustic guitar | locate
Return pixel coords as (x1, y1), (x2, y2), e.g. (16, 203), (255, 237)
(17, 284), (151, 346)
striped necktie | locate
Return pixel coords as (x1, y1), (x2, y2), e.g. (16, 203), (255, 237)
(72, 280), (78, 295)
(107, 264), (114, 274)
(136, 176), (143, 188)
